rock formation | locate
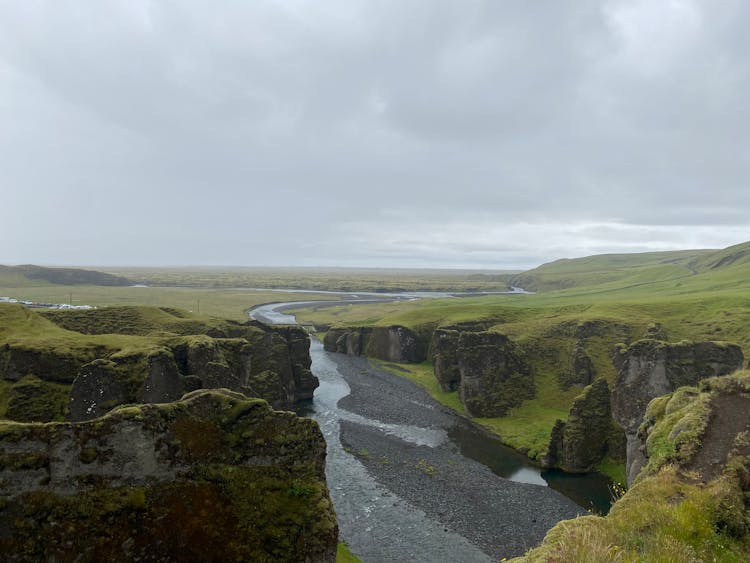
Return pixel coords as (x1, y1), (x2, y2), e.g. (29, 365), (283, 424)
(431, 328), (462, 391)
(323, 325), (426, 363)
(611, 339), (743, 484)
(544, 379), (622, 472)
(0, 389), (338, 562)
(557, 342), (595, 389)
(455, 331), (534, 417)
(520, 371), (750, 562)
(0, 312), (318, 423)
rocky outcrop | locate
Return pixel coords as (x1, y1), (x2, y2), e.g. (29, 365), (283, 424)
(557, 343), (595, 389)
(642, 372), (750, 482)
(0, 389), (337, 562)
(456, 331), (533, 417)
(611, 339), (743, 484)
(431, 328), (462, 391)
(544, 379), (621, 472)
(69, 328), (318, 422)
(1, 310), (318, 423)
(323, 325), (426, 363)
(0, 342), (101, 384)
(429, 326), (535, 415)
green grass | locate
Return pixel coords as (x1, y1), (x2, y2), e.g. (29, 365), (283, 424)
(98, 265), (516, 292)
(336, 542), (361, 562)
(518, 468), (749, 562)
(596, 457), (628, 486)
(376, 361), (465, 413)
(0, 285), (331, 322)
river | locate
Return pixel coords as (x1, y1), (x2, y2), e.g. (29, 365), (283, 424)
(251, 298), (612, 561)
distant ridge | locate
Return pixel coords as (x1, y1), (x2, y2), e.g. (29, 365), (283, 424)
(508, 241), (750, 293)
(0, 265), (132, 287)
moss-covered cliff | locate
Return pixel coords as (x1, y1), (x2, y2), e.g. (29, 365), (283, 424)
(611, 338), (743, 484)
(0, 304), (317, 423)
(323, 325), (426, 363)
(0, 388), (338, 562)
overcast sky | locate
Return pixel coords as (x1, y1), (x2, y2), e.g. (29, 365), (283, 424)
(1, 1), (748, 269)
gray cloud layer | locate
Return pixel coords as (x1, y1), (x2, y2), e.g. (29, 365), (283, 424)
(1, 0), (748, 268)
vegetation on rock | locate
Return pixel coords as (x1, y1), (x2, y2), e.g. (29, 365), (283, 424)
(515, 371), (750, 562)
(0, 304), (317, 422)
(0, 389), (338, 562)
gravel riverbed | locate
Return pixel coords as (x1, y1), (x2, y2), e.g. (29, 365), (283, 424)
(327, 351), (584, 559)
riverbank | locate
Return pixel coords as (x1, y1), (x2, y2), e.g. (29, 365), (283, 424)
(326, 349), (584, 559)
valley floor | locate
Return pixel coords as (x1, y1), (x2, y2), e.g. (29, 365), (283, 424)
(307, 340), (583, 560)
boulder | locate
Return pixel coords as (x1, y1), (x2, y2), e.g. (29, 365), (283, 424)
(0, 389), (338, 562)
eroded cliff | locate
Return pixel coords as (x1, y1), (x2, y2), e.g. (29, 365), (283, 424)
(611, 338), (743, 484)
(0, 388), (338, 562)
(0, 305), (318, 423)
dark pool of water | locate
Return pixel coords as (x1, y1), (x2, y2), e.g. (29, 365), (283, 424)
(449, 420), (614, 515)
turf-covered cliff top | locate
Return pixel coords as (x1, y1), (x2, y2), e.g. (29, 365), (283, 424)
(0, 304), (317, 422)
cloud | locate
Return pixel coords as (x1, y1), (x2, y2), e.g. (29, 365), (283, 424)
(0, 1), (748, 268)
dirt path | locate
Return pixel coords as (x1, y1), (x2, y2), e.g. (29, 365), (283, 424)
(688, 392), (750, 481)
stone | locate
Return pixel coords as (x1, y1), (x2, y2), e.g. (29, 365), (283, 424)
(550, 379), (613, 472)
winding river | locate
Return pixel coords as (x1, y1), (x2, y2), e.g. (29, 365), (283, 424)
(251, 297), (612, 561)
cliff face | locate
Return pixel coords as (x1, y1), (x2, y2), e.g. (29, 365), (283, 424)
(67, 328), (318, 422)
(611, 339), (743, 484)
(0, 389), (337, 562)
(325, 324), (534, 418)
(545, 379), (622, 472)
(323, 325), (426, 363)
(455, 331), (534, 417)
(431, 328), (462, 391)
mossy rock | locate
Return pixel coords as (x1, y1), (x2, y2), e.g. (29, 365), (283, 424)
(5, 375), (68, 422)
(456, 331), (534, 417)
(0, 389), (338, 562)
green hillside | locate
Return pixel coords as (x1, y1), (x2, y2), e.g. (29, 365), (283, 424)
(0, 265), (132, 287)
(501, 241), (750, 299)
